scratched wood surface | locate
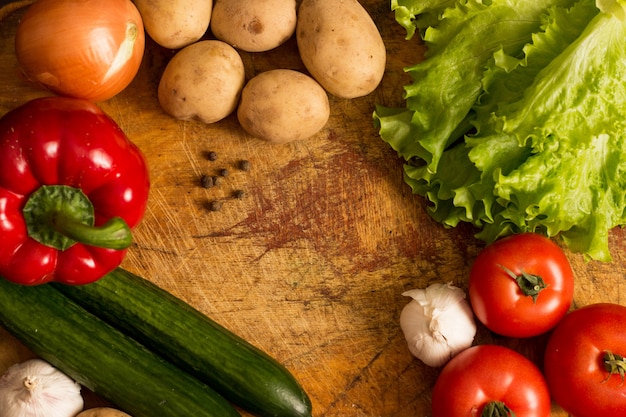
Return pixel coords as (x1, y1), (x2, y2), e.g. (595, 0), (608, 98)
(0, 2), (624, 416)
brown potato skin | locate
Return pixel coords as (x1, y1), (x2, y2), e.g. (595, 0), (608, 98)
(158, 40), (245, 124)
(237, 69), (330, 144)
(296, 0), (387, 99)
(211, 0), (297, 52)
(76, 407), (132, 417)
(133, 0), (212, 49)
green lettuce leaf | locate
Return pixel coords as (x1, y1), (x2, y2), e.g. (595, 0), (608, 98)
(596, 0), (626, 18)
(391, 0), (456, 39)
(376, 0), (626, 261)
(376, 0), (574, 173)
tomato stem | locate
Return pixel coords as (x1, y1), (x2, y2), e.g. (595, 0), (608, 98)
(481, 401), (516, 417)
(499, 264), (547, 303)
(603, 351), (626, 386)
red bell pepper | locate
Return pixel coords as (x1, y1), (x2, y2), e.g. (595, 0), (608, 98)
(0, 97), (150, 285)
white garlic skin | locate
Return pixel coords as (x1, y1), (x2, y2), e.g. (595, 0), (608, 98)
(0, 358), (84, 417)
(400, 282), (477, 367)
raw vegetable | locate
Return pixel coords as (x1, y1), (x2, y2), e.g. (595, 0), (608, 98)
(14, 0), (144, 102)
(468, 233), (574, 337)
(210, 0), (297, 52)
(237, 69), (330, 144)
(543, 303), (626, 417)
(54, 268), (313, 417)
(431, 344), (551, 417)
(158, 40), (245, 124)
(399, 282), (476, 367)
(0, 97), (150, 285)
(0, 358), (83, 417)
(296, 0), (386, 98)
(76, 408), (132, 417)
(133, 0), (212, 49)
(0, 278), (241, 417)
(374, 0), (626, 261)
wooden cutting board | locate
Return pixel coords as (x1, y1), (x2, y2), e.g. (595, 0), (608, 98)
(0, 2), (624, 416)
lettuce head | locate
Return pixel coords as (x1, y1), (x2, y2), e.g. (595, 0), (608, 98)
(375, 0), (626, 261)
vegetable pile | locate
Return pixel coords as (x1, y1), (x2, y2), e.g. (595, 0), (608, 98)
(0, 268), (313, 417)
(374, 0), (626, 261)
(0, 1), (325, 415)
(400, 232), (626, 416)
(154, 0), (386, 144)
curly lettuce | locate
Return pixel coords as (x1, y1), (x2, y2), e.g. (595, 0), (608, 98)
(375, 0), (626, 261)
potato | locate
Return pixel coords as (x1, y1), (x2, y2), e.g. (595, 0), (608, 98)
(76, 407), (132, 417)
(210, 0), (297, 52)
(296, 0), (386, 99)
(133, 0), (212, 49)
(237, 69), (330, 144)
(158, 40), (245, 124)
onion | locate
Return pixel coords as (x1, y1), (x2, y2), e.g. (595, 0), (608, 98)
(15, 0), (145, 102)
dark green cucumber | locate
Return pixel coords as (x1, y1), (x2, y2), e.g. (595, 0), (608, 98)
(54, 267), (313, 417)
(0, 278), (241, 417)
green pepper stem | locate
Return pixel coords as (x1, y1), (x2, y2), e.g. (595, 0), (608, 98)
(481, 401), (517, 417)
(52, 214), (132, 250)
(23, 184), (133, 251)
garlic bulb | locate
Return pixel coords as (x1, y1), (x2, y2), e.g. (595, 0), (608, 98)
(400, 282), (476, 367)
(0, 358), (84, 417)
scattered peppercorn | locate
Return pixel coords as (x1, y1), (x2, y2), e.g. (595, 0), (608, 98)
(200, 174), (213, 188)
(238, 159), (251, 172)
(219, 168), (229, 177)
(233, 189), (245, 199)
(207, 200), (222, 212)
(212, 176), (222, 186)
(206, 151), (218, 161)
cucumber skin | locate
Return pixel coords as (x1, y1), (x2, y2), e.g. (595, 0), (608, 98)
(0, 278), (241, 417)
(54, 268), (313, 417)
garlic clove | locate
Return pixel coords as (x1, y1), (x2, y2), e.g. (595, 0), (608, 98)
(400, 282), (477, 367)
(0, 358), (84, 417)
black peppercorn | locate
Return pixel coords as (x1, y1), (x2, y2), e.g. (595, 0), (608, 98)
(207, 200), (222, 212)
(238, 160), (251, 172)
(200, 174), (213, 188)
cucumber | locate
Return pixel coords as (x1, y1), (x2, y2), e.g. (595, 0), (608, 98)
(0, 278), (241, 417)
(54, 268), (313, 417)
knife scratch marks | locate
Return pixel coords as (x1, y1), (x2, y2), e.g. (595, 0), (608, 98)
(180, 123), (203, 179)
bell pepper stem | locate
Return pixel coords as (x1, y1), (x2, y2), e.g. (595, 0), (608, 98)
(23, 184), (133, 251)
(52, 214), (132, 250)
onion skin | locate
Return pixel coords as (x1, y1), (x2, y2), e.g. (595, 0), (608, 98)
(15, 0), (145, 102)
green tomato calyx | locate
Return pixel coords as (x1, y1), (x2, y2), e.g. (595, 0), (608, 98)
(603, 351), (626, 386)
(481, 401), (516, 417)
(499, 264), (548, 303)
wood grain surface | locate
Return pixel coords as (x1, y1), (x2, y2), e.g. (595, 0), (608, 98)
(1, 2), (625, 416)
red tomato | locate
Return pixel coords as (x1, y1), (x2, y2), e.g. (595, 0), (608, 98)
(544, 303), (626, 417)
(15, 0), (145, 102)
(432, 344), (551, 417)
(468, 233), (574, 337)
